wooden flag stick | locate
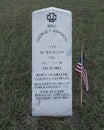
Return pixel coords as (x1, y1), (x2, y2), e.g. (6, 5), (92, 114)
(81, 64), (83, 108)
(81, 44), (83, 107)
(81, 67), (83, 107)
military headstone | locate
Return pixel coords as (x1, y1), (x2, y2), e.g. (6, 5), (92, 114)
(32, 7), (72, 116)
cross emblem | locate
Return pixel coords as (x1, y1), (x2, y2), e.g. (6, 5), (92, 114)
(47, 13), (57, 22)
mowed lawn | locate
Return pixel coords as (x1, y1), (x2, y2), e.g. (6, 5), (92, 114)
(0, 0), (104, 130)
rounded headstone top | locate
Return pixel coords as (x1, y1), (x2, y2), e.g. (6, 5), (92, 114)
(32, 7), (72, 15)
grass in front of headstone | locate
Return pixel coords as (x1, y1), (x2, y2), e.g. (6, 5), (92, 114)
(0, 0), (104, 130)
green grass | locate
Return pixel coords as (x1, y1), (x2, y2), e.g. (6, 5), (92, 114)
(0, 0), (104, 130)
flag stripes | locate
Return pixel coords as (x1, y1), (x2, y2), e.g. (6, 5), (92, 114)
(82, 66), (89, 92)
(75, 62), (81, 74)
(75, 55), (89, 92)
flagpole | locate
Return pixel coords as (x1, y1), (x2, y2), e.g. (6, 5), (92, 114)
(81, 44), (83, 108)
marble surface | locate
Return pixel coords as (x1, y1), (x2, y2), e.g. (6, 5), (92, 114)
(32, 7), (72, 116)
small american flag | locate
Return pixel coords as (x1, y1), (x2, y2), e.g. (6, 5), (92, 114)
(75, 53), (89, 92)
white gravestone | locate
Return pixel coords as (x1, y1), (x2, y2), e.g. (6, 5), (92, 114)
(32, 7), (72, 116)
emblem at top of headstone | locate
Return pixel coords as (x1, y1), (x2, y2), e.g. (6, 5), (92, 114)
(47, 13), (57, 22)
